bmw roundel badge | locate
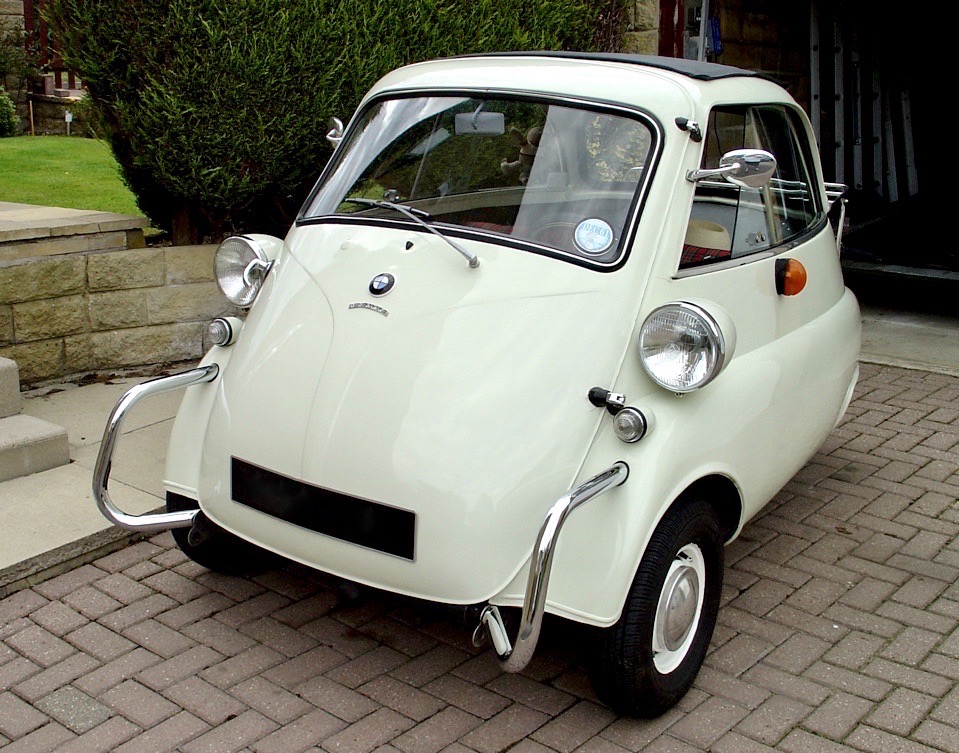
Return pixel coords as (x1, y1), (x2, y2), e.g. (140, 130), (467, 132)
(369, 273), (395, 296)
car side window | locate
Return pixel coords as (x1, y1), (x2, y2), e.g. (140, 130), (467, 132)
(681, 105), (822, 269)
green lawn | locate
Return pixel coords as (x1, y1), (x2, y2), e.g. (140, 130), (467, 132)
(0, 135), (143, 217)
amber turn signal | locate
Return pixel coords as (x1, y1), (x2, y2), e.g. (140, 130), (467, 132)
(775, 258), (807, 296)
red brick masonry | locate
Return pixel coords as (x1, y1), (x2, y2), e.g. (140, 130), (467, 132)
(1, 362), (957, 752)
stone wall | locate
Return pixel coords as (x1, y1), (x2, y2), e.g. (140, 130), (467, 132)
(0, 245), (239, 385)
(0, 0), (22, 29)
(22, 94), (90, 136)
(622, 0), (660, 55)
(1, 0), (25, 95)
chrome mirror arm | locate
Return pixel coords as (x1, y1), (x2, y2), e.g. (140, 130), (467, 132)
(686, 164), (738, 183)
(326, 117), (345, 146)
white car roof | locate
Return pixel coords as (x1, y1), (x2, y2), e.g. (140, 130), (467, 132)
(365, 52), (798, 122)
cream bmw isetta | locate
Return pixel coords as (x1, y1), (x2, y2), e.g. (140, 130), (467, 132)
(94, 53), (860, 716)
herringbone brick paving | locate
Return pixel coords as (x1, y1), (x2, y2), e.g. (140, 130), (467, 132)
(1, 362), (957, 752)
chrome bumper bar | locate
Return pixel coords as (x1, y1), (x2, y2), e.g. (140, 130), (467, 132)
(477, 461), (629, 673)
(92, 365), (219, 532)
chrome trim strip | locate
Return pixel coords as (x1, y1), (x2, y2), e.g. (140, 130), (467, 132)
(92, 365), (219, 532)
(479, 461), (629, 672)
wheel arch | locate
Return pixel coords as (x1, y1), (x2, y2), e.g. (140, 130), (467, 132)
(510, 470), (744, 626)
(675, 473), (742, 543)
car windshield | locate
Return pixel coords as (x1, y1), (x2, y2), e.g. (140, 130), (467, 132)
(302, 94), (657, 267)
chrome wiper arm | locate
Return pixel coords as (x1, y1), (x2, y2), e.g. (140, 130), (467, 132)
(342, 198), (479, 269)
(344, 197), (432, 219)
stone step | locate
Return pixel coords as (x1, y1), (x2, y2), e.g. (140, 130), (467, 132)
(0, 415), (71, 483)
(0, 357), (21, 419)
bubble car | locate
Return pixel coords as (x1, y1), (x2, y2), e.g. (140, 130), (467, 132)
(94, 52), (860, 716)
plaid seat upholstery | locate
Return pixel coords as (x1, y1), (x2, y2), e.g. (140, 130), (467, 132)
(680, 244), (732, 268)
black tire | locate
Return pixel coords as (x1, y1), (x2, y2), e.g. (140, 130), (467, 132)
(167, 495), (277, 575)
(588, 497), (724, 717)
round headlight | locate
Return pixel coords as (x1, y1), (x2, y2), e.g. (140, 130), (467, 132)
(215, 236), (272, 307)
(639, 302), (726, 392)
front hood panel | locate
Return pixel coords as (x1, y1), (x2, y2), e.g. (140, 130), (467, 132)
(201, 223), (634, 602)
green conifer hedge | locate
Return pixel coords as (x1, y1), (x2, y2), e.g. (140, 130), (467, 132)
(46, 0), (625, 242)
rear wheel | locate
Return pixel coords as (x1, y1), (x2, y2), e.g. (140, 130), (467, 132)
(588, 497), (723, 717)
(167, 495), (277, 574)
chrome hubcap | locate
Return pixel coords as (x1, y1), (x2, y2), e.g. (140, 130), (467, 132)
(662, 568), (698, 650)
(652, 543), (705, 674)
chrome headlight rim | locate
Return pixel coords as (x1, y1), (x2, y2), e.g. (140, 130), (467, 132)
(214, 235), (273, 308)
(639, 301), (727, 393)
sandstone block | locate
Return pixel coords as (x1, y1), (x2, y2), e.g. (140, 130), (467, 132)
(67, 323), (205, 370)
(147, 283), (235, 325)
(621, 29), (659, 55)
(0, 3), (26, 19)
(165, 245), (217, 284)
(89, 289), (150, 331)
(48, 221), (102, 238)
(62, 334), (93, 375)
(628, 0), (659, 31)
(127, 229), (147, 249)
(0, 340), (64, 384)
(0, 234), (90, 261)
(0, 257), (85, 304)
(0, 305), (12, 346)
(13, 295), (88, 342)
(87, 231), (131, 252)
(87, 248), (165, 291)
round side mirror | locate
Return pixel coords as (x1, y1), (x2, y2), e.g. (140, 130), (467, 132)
(719, 149), (777, 189)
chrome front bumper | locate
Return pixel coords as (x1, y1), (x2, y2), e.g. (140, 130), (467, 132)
(92, 365), (219, 532)
(95, 365), (628, 673)
(476, 461), (629, 673)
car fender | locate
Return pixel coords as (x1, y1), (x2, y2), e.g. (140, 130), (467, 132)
(164, 347), (234, 500)
(491, 288), (860, 626)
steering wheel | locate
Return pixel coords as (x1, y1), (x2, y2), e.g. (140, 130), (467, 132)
(527, 220), (578, 251)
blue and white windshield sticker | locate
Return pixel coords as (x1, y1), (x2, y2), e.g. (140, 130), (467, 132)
(573, 219), (614, 255)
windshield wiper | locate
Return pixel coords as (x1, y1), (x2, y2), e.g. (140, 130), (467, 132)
(342, 198), (479, 269)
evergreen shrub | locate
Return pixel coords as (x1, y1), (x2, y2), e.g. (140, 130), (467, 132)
(0, 89), (16, 137)
(46, 0), (626, 243)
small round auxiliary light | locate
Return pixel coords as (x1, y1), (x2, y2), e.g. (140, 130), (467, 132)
(612, 407), (648, 443)
(775, 258), (807, 296)
(207, 317), (241, 346)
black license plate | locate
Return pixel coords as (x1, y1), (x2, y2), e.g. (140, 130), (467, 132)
(231, 457), (415, 560)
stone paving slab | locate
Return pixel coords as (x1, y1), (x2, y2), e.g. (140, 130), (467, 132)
(0, 202), (148, 245)
(0, 362), (957, 752)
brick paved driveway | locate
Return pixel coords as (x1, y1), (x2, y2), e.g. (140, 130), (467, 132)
(2, 363), (958, 753)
